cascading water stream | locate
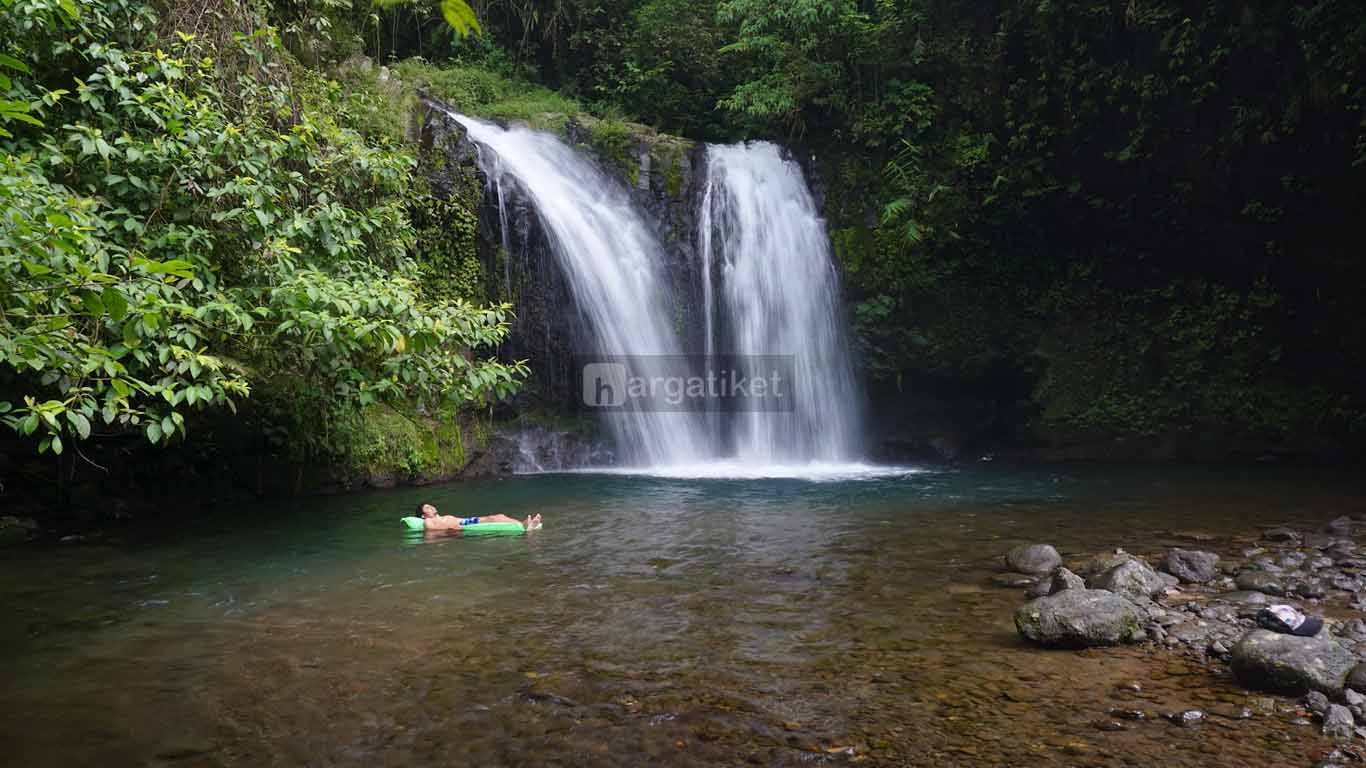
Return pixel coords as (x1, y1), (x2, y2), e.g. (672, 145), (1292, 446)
(449, 112), (710, 467)
(445, 109), (872, 475)
(699, 142), (861, 463)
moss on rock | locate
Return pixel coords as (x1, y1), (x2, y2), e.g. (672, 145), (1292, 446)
(337, 405), (485, 488)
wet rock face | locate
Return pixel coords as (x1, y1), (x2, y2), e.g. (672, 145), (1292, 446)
(415, 103), (586, 409)
(1092, 557), (1167, 602)
(1048, 567), (1086, 595)
(503, 426), (613, 472)
(1162, 549), (1220, 583)
(414, 100), (707, 414)
(1005, 543), (1062, 574)
(1015, 589), (1147, 648)
(1229, 629), (1357, 697)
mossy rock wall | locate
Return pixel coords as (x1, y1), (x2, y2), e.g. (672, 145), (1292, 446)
(415, 98), (709, 412)
(331, 406), (493, 490)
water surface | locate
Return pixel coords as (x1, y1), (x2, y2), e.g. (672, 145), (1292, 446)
(2, 464), (1361, 766)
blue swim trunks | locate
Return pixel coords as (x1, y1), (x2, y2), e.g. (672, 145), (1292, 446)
(459, 516), (480, 526)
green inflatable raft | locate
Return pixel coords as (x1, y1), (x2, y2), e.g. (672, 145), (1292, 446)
(400, 517), (532, 535)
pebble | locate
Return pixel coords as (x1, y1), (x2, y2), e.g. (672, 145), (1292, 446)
(990, 573), (1038, 588)
(1264, 527), (1301, 542)
(1166, 709), (1206, 726)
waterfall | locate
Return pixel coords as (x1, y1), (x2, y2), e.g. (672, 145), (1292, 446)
(450, 112), (710, 466)
(700, 142), (861, 463)
(444, 109), (865, 473)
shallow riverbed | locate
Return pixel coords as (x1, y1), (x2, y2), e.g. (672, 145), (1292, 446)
(2, 463), (1362, 766)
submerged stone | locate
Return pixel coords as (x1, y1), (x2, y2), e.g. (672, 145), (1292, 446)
(1263, 527), (1300, 543)
(1234, 569), (1285, 596)
(1218, 590), (1270, 605)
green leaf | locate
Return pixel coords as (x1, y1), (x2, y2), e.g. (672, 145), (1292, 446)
(68, 411), (91, 440)
(146, 421), (162, 443)
(51, 435), (63, 455)
(440, 0), (483, 37)
(22, 260), (52, 277)
(103, 286), (129, 321)
(0, 53), (30, 74)
(79, 290), (105, 316)
(59, 0), (81, 20)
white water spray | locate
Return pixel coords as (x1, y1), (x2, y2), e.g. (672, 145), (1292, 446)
(451, 113), (710, 466)
(700, 142), (861, 462)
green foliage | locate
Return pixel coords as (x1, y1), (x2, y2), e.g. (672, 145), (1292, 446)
(715, 0), (872, 133)
(409, 192), (485, 302)
(394, 59), (579, 127)
(335, 403), (472, 481)
(0, 0), (527, 459)
(585, 117), (637, 183)
(438, 0), (481, 37)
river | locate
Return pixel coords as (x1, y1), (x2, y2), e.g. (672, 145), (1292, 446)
(2, 463), (1360, 766)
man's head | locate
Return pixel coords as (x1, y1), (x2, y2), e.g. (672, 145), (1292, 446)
(416, 503), (438, 519)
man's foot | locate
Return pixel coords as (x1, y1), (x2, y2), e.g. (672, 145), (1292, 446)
(524, 513), (543, 531)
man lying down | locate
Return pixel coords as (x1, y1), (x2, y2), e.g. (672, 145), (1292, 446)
(415, 503), (542, 532)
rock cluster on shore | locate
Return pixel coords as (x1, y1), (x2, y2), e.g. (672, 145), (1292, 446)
(1003, 514), (1366, 744)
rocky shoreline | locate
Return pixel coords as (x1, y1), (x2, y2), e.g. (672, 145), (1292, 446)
(1003, 515), (1366, 762)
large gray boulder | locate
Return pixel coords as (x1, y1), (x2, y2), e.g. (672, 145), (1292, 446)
(1162, 549), (1220, 584)
(1230, 629), (1358, 697)
(1005, 544), (1062, 574)
(1093, 556), (1167, 601)
(1015, 589), (1147, 648)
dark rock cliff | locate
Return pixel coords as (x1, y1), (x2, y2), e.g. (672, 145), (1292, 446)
(415, 98), (711, 411)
